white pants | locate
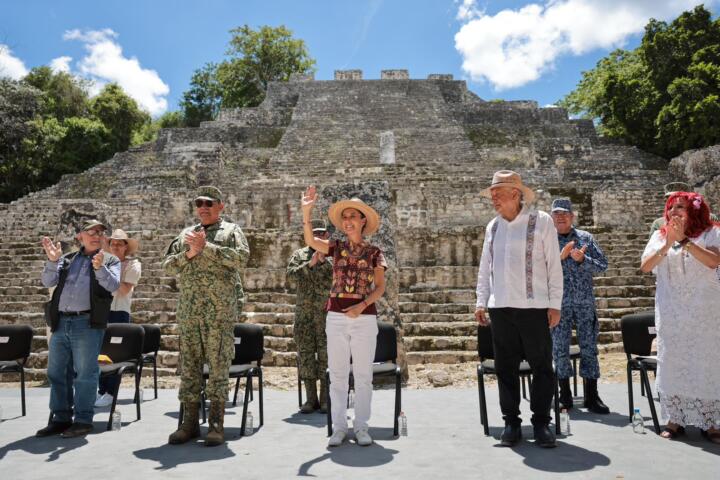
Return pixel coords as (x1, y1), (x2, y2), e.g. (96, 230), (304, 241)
(325, 311), (378, 433)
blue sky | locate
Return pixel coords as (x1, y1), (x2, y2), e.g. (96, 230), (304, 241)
(1, 1), (717, 116)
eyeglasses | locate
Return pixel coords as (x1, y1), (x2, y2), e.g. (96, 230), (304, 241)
(85, 229), (106, 237)
(195, 199), (216, 208)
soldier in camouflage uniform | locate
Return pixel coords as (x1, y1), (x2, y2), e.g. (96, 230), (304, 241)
(163, 186), (249, 447)
(287, 220), (333, 414)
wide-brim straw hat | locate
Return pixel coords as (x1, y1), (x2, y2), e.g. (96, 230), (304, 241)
(108, 229), (139, 256)
(328, 198), (381, 236)
(480, 170), (536, 204)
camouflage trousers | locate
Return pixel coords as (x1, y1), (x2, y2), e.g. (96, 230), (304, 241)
(551, 303), (601, 380)
(294, 309), (328, 382)
(178, 312), (235, 404)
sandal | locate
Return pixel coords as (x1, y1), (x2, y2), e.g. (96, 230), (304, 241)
(660, 424), (685, 439)
(701, 429), (720, 444)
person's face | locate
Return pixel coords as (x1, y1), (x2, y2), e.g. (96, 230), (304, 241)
(195, 198), (224, 225)
(667, 197), (689, 221)
(490, 187), (520, 217)
(77, 226), (105, 251)
(552, 210), (574, 234)
(109, 239), (128, 259)
(341, 208), (366, 237)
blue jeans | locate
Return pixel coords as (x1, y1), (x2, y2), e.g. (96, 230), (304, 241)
(47, 314), (104, 424)
(98, 311), (130, 395)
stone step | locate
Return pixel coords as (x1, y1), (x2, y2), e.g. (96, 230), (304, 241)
(398, 302), (474, 314)
(404, 335), (476, 352)
(398, 289), (475, 304)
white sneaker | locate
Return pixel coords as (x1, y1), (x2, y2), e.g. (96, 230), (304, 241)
(355, 428), (372, 446)
(94, 393), (114, 408)
(327, 430), (347, 447)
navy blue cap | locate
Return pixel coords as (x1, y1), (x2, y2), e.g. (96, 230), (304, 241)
(551, 198), (573, 213)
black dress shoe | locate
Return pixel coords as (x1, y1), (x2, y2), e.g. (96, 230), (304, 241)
(500, 424), (522, 447)
(533, 425), (557, 448)
(60, 423), (93, 438)
(36, 421), (73, 437)
(584, 396), (610, 414)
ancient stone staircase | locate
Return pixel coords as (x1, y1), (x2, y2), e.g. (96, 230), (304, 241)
(0, 72), (673, 380)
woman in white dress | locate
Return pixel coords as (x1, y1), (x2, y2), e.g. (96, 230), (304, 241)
(641, 192), (720, 443)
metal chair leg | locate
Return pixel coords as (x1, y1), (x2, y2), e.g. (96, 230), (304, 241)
(240, 373), (252, 437)
(232, 376), (241, 406)
(393, 370), (401, 437)
(258, 368), (264, 427)
(572, 357), (578, 397)
(627, 363), (634, 422)
(554, 373), (561, 435)
(639, 364), (660, 434)
(325, 369), (332, 437)
(153, 359), (158, 399)
(20, 366), (26, 416)
(478, 366), (489, 436)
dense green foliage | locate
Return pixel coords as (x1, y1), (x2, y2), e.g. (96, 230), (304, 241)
(0, 67), (155, 202)
(559, 5), (720, 159)
(180, 25), (316, 126)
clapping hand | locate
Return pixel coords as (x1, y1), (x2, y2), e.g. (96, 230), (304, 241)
(570, 244), (588, 263)
(667, 216), (686, 244)
(302, 186), (318, 215)
(41, 237), (62, 262)
(92, 250), (105, 270)
(560, 241), (575, 260)
(185, 228), (207, 257)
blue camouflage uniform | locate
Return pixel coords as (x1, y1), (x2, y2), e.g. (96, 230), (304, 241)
(552, 227), (608, 380)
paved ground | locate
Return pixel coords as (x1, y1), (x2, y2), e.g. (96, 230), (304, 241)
(0, 384), (718, 479)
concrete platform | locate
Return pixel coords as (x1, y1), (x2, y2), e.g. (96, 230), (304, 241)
(0, 384), (718, 479)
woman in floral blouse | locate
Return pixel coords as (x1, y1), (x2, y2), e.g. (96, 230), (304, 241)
(301, 186), (387, 448)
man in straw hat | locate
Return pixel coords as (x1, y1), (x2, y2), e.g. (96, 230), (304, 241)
(95, 229), (142, 408)
(163, 186), (249, 446)
(287, 219), (333, 414)
(37, 219), (121, 438)
(301, 186), (387, 447)
(475, 170), (563, 448)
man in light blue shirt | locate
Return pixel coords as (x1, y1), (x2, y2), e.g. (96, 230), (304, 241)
(36, 219), (120, 438)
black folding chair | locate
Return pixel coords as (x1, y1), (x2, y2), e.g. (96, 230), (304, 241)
(140, 324), (161, 399)
(325, 322), (402, 437)
(99, 324), (145, 431)
(179, 323), (265, 436)
(476, 324), (560, 436)
(621, 311), (660, 434)
(0, 325), (34, 416)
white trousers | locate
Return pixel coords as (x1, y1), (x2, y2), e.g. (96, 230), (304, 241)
(325, 311), (378, 433)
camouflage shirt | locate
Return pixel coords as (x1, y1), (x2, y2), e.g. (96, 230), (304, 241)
(162, 220), (250, 314)
(287, 246), (333, 311)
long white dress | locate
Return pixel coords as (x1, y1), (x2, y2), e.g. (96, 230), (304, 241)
(642, 227), (720, 429)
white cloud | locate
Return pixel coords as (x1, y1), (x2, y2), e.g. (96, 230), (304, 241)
(454, 0), (718, 90)
(50, 56), (73, 73)
(63, 28), (169, 115)
(0, 44), (29, 79)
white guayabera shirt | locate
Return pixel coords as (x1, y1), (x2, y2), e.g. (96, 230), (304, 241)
(476, 206), (563, 310)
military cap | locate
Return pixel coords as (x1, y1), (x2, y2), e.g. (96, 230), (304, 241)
(663, 182), (691, 197)
(77, 219), (107, 233)
(311, 219), (328, 233)
(195, 186), (223, 203)
(551, 198), (573, 213)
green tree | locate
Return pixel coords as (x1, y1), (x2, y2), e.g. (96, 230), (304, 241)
(131, 110), (186, 145)
(559, 5), (720, 158)
(23, 66), (90, 120)
(90, 83), (150, 152)
(180, 25), (315, 125)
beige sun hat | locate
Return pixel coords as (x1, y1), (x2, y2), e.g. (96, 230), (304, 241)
(480, 170), (536, 204)
(328, 198), (381, 236)
(108, 229), (139, 256)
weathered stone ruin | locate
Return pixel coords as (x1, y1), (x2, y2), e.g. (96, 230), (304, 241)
(0, 70), (683, 380)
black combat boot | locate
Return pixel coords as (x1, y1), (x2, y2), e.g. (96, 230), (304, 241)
(559, 378), (573, 411)
(583, 379), (610, 414)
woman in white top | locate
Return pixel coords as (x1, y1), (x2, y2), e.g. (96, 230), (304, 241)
(95, 229), (142, 407)
(641, 192), (720, 443)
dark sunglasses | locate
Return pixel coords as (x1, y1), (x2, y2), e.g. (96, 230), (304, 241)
(195, 199), (216, 208)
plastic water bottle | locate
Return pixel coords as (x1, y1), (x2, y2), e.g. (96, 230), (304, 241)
(398, 412), (408, 436)
(244, 411), (254, 435)
(111, 411), (122, 431)
(560, 408), (571, 435)
(138, 389), (144, 403)
(348, 390), (355, 409)
(632, 408), (645, 434)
